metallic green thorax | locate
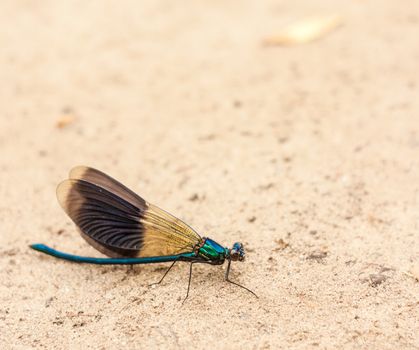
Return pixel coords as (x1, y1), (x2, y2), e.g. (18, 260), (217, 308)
(197, 238), (228, 264)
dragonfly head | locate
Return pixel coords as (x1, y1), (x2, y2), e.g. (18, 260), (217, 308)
(229, 242), (245, 262)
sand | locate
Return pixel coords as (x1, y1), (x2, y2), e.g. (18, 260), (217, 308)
(1, 1), (418, 349)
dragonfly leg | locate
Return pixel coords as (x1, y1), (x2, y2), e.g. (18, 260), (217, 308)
(149, 260), (178, 287)
(224, 259), (258, 298)
(182, 262), (195, 304)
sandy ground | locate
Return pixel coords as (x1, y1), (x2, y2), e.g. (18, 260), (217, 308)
(1, 1), (418, 349)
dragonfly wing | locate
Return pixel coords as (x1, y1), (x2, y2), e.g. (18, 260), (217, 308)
(69, 166), (144, 208)
(57, 167), (201, 258)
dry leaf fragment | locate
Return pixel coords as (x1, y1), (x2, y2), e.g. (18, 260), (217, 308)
(56, 114), (75, 129)
(263, 14), (343, 46)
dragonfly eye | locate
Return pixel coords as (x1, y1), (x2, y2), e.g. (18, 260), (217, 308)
(230, 242), (245, 262)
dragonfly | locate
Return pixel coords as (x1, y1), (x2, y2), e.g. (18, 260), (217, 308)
(30, 166), (257, 301)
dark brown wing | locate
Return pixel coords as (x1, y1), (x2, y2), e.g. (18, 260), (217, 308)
(56, 166), (201, 258)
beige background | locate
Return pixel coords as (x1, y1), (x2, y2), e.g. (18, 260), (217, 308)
(1, 1), (418, 349)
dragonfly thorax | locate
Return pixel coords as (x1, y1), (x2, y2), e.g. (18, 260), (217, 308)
(196, 238), (246, 265)
(196, 238), (228, 264)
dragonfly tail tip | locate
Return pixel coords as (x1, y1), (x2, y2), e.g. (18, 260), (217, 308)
(29, 243), (48, 251)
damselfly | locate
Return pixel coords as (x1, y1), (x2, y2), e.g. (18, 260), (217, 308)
(30, 166), (257, 301)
